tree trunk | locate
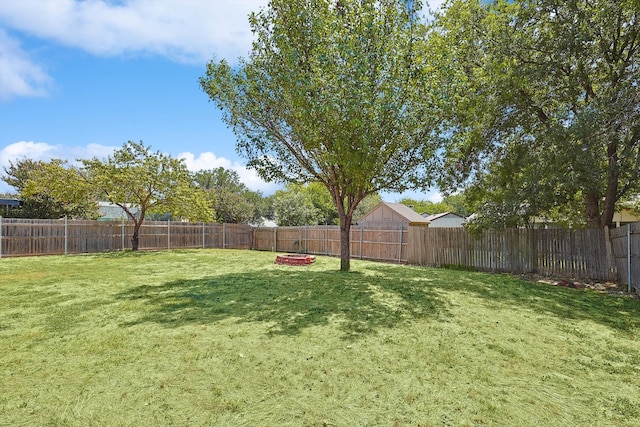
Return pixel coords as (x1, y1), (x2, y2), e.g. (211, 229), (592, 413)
(339, 217), (351, 272)
(584, 193), (602, 229)
(601, 144), (620, 228)
(131, 221), (141, 251)
(326, 183), (360, 272)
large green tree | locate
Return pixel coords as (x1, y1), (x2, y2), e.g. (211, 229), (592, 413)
(2, 159), (98, 219)
(25, 141), (213, 250)
(201, 0), (443, 270)
(433, 0), (640, 229)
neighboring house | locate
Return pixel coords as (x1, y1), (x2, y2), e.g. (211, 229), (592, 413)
(611, 209), (639, 227)
(421, 212), (466, 228)
(356, 202), (430, 226)
(251, 217), (278, 227)
(0, 198), (22, 216)
(97, 202), (141, 221)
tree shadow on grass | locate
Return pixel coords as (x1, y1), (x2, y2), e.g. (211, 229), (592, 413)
(402, 267), (640, 334)
(115, 268), (450, 339)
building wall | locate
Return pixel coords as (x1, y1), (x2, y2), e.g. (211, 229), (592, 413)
(429, 215), (465, 228)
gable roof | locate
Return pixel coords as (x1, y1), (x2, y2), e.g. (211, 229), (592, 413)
(357, 202), (430, 224)
(422, 212), (466, 222)
(386, 203), (429, 222)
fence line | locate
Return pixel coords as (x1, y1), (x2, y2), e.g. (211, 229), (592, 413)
(408, 227), (611, 281)
(610, 223), (640, 293)
(0, 218), (252, 257)
(1, 217), (638, 291)
(252, 223), (408, 263)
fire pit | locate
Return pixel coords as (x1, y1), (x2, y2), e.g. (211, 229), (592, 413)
(275, 254), (316, 266)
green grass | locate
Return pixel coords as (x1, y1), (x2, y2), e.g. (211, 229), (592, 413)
(1, 249), (639, 426)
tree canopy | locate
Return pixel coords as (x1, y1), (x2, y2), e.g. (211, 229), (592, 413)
(24, 141), (213, 250)
(397, 194), (471, 217)
(432, 0), (640, 229)
(2, 159), (98, 219)
(200, 0), (444, 270)
(193, 167), (265, 224)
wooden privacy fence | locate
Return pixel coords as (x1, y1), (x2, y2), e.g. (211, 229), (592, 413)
(610, 223), (640, 293)
(253, 224), (408, 263)
(2, 217), (637, 290)
(408, 226), (611, 281)
(0, 217), (252, 257)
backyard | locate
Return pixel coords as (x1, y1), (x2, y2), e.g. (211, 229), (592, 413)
(1, 249), (639, 426)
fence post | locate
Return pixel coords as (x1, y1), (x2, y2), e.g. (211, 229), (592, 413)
(64, 216), (68, 255)
(360, 224), (364, 260)
(202, 222), (205, 249)
(325, 224), (328, 255)
(121, 218), (125, 251)
(628, 225), (632, 293)
(223, 223), (226, 249)
(399, 223), (403, 263)
(0, 216), (3, 259)
(274, 227), (277, 252)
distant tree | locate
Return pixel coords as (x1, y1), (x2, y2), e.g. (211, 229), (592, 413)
(353, 193), (382, 222)
(432, 0), (640, 229)
(201, 0), (444, 271)
(2, 159), (98, 219)
(398, 198), (448, 216)
(302, 182), (340, 225)
(397, 195), (471, 217)
(25, 141), (213, 250)
(193, 167), (265, 224)
(441, 194), (472, 218)
(272, 186), (322, 226)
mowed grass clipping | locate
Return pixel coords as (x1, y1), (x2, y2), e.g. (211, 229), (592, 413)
(1, 249), (639, 426)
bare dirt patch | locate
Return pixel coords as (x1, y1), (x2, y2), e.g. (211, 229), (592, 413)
(516, 273), (639, 299)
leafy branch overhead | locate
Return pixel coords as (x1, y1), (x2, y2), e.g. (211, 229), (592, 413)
(433, 0), (640, 229)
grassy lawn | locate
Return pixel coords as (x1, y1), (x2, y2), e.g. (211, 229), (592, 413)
(1, 249), (639, 426)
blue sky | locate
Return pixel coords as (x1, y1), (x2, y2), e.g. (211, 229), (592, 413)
(0, 0), (444, 202)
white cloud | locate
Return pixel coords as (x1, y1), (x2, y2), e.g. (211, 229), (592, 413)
(0, 0), (447, 65)
(0, 30), (52, 100)
(0, 140), (119, 192)
(0, 0), (268, 64)
(179, 151), (280, 194)
(0, 140), (119, 167)
(0, 141), (59, 163)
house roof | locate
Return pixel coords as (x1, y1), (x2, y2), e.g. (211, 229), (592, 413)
(357, 202), (430, 224)
(98, 202), (140, 219)
(386, 203), (429, 222)
(0, 198), (22, 207)
(422, 212), (465, 222)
